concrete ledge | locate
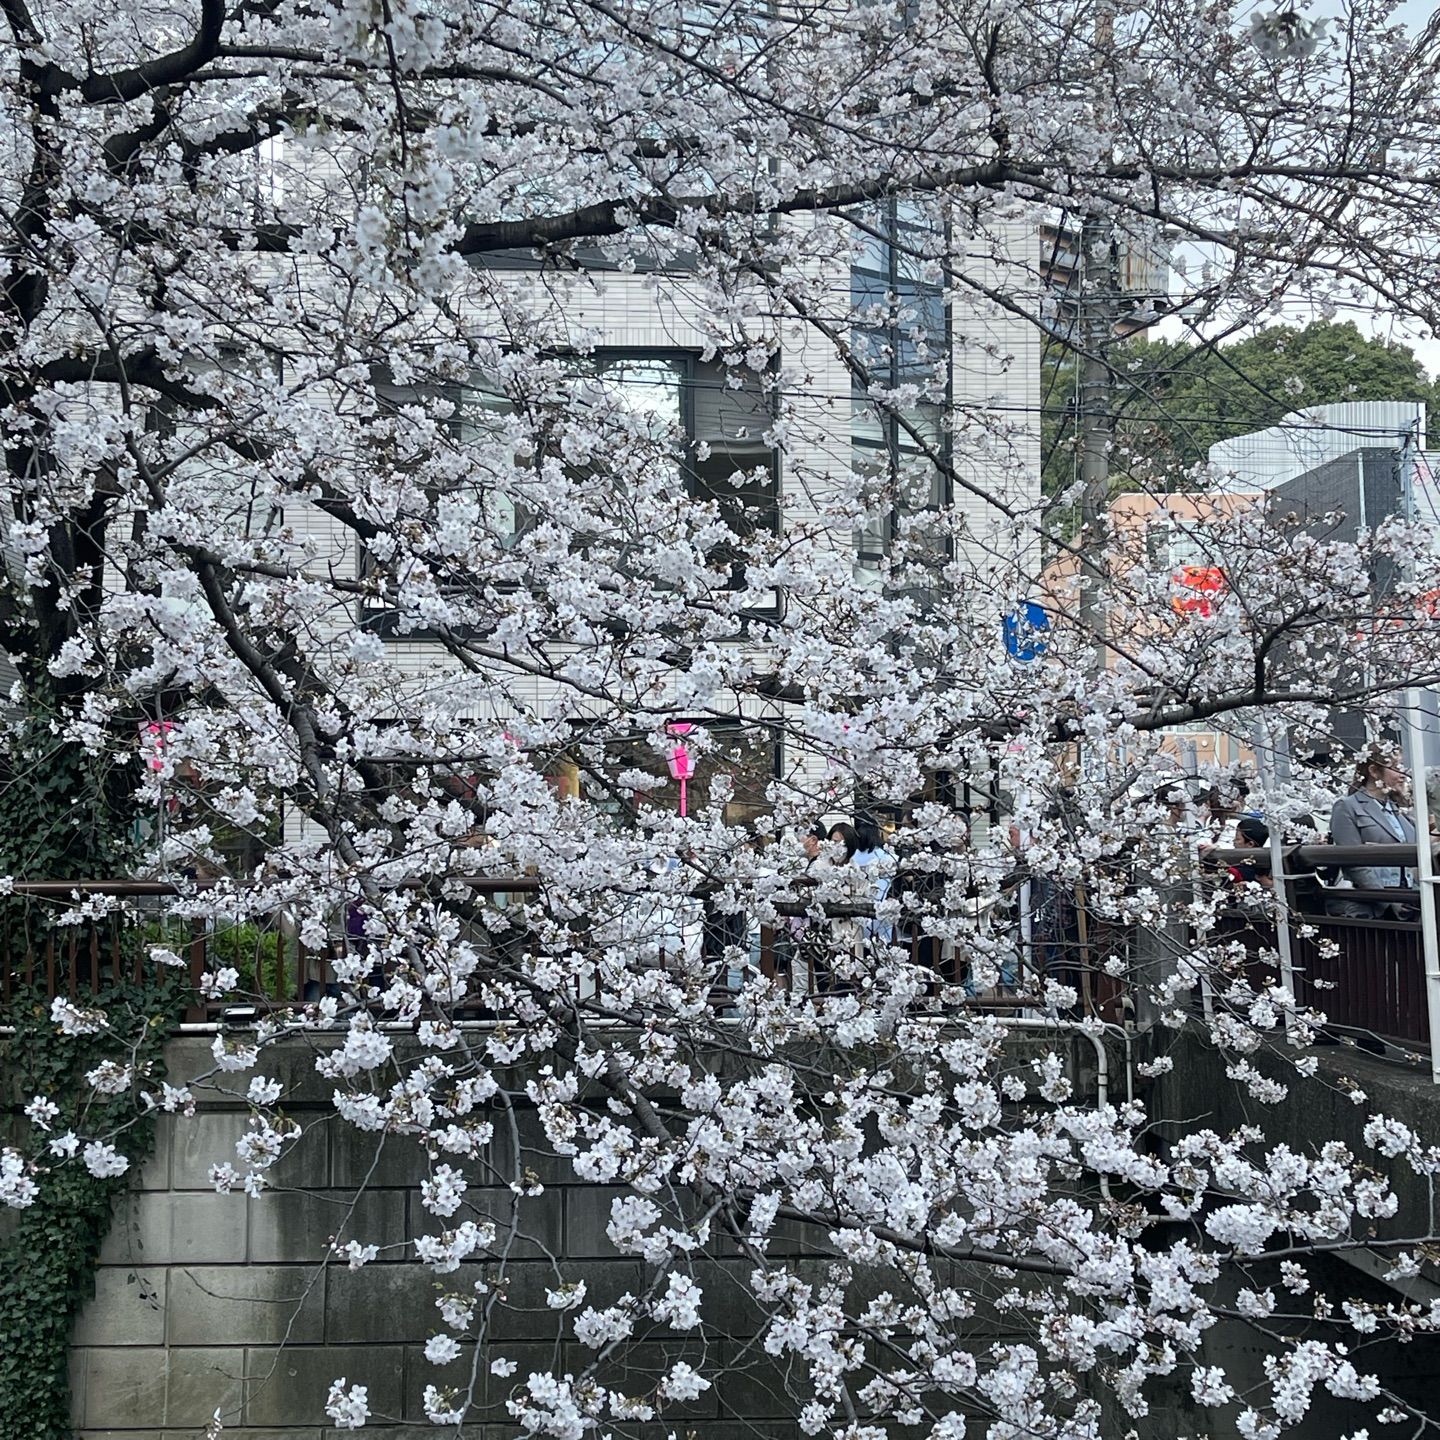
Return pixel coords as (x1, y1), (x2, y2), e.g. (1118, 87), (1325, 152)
(1160, 1030), (1440, 1249)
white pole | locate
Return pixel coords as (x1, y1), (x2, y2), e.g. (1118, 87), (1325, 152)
(1401, 691), (1440, 1082)
(1253, 718), (1297, 1036)
(1398, 435), (1440, 1082)
(1197, 917), (1215, 1022)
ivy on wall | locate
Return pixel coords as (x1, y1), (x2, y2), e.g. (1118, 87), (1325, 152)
(0, 975), (190, 1439)
(0, 689), (137, 885)
(0, 681), (193, 1436)
(0, 682), (145, 1434)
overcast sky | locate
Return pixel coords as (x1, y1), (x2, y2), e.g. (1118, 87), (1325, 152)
(1159, 2), (1440, 373)
(1362, 0), (1437, 366)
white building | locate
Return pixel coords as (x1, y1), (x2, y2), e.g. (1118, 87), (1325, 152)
(1208, 400), (1426, 492)
(291, 212), (1044, 804)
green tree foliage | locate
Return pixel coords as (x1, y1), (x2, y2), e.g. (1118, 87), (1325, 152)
(1042, 320), (1440, 498)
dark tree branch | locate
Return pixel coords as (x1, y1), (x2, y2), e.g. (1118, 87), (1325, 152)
(102, 105), (176, 173)
(452, 162), (1014, 255)
(75, 0), (225, 103)
(0, 0), (36, 41)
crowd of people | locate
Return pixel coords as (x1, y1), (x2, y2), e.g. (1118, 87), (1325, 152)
(772, 744), (1431, 997)
(1170, 745), (1423, 920)
(781, 816), (895, 988)
(331, 746), (1430, 1009)
(191, 744), (1433, 1020)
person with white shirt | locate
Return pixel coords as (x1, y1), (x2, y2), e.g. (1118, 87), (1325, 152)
(818, 822), (869, 980)
(852, 814), (894, 943)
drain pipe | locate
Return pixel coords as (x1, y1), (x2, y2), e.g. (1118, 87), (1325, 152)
(999, 1015), (1132, 1107)
(176, 1013), (1135, 1105)
(994, 1014), (1133, 1202)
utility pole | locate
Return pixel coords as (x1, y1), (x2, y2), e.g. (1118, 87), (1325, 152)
(1075, 0), (1118, 670)
(1075, 211), (1119, 668)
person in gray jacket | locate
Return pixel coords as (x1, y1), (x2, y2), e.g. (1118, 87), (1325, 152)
(1328, 748), (1416, 917)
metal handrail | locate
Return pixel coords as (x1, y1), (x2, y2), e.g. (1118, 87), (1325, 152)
(0, 873), (1067, 1024)
(1207, 843), (1438, 870)
(0, 876), (545, 897)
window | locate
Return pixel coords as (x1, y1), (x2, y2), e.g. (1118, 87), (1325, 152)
(543, 351), (780, 582)
(850, 201), (950, 575)
(1144, 517), (1213, 569)
(687, 355), (779, 583)
(145, 347), (286, 539)
(361, 351), (779, 630)
(574, 352), (779, 548)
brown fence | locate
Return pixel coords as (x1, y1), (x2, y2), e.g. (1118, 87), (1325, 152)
(0, 879), (1101, 1024)
(1210, 907), (1428, 1048)
(752, 897), (1126, 1020)
(0, 901), (329, 1023)
(0, 878), (543, 1022)
(2, 859), (1427, 1044)
(1297, 915), (1429, 1045)
(1208, 841), (1434, 1049)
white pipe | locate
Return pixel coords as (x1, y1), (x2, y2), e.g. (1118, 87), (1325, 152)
(138, 1012), (1141, 1110)
(14, 1010), (1133, 1205)
(1000, 1014), (1133, 1202)
(162, 1016), (1137, 1112)
(163, 1015), (1133, 1207)
(1403, 689), (1440, 1085)
(1003, 1014), (1134, 1104)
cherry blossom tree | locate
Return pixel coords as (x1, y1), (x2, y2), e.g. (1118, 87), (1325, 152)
(4, 0), (1440, 1435)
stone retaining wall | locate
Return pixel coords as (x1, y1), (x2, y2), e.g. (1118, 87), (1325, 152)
(67, 1030), (1110, 1437)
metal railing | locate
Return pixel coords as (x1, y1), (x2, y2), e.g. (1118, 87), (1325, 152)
(0, 875), (1120, 1025)
(0, 878), (542, 1022)
(1207, 842), (1436, 1052)
(29, 852), (1431, 1046)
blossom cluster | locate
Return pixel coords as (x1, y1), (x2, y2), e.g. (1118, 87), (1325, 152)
(2, 0), (1439, 1434)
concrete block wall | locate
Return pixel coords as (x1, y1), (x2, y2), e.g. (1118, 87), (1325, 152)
(72, 1094), (400, 1435)
(67, 1031), (1107, 1437)
(65, 1036), (839, 1436)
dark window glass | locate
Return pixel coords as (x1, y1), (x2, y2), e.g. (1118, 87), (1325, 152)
(362, 352), (779, 629)
(849, 201), (951, 576)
